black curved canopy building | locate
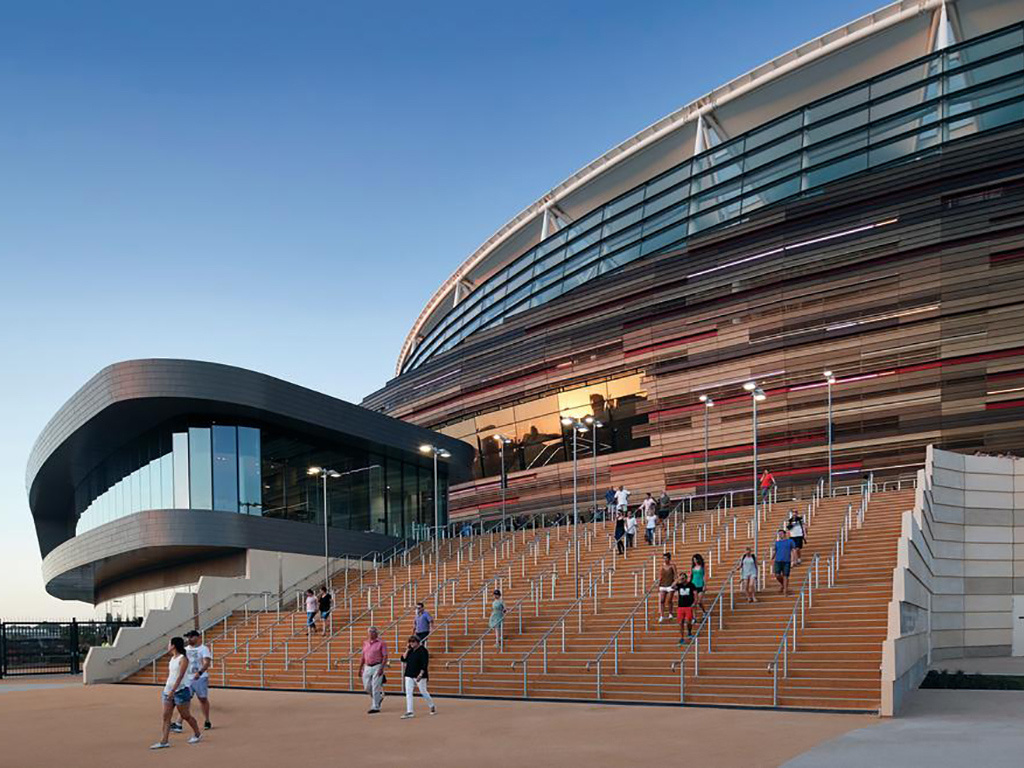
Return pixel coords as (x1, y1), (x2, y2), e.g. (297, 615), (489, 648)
(27, 359), (471, 610)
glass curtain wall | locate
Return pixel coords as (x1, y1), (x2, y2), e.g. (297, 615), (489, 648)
(74, 420), (444, 539)
(403, 24), (1024, 373)
(438, 372), (650, 480)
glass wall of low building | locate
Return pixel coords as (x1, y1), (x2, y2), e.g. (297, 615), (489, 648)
(73, 420), (448, 540)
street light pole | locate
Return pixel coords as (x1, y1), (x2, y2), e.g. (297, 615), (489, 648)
(307, 466), (342, 590)
(824, 371), (836, 495)
(743, 383), (767, 569)
(584, 416), (603, 520)
(699, 395), (714, 510)
(420, 444), (451, 607)
(561, 415), (590, 599)
(493, 434), (512, 531)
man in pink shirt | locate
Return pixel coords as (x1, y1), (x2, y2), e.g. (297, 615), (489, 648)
(359, 626), (388, 713)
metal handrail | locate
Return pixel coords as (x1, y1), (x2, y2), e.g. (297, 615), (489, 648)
(586, 581), (658, 674)
(768, 554), (821, 706)
(510, 570), (602, 697)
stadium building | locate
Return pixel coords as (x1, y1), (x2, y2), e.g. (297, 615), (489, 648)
(27, 0), (1024, 618)
(363, 0), (1024, 523)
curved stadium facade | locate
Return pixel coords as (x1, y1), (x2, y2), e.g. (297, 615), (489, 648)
(27, 0), (1024, 614)
(363, 0), (1024, 523)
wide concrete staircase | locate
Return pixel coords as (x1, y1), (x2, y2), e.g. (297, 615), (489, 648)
(122, 488), (914, 712)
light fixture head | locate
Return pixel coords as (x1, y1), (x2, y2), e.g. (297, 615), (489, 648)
(560, 416), (574, 426)
(419, 444), (432, 454)
(743, 381), (757, 391)
(307, 466), (322, 476)
(492, 433), (503, 442)
(822, 370), (833, 378)
(705, 397), (714, 408)
(827, 376), (836, 385)
(576, 425), (588, 433)
(328, 470), (341, 479)
(439, 449), (451, 459)
(698, 394), (708, 402)
(754, 389), (767, 402)
(583, 414), (594, 425)
(593, 420), (604, 428)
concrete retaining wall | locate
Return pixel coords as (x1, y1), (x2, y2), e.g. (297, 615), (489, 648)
(881, 447), (1024, 715)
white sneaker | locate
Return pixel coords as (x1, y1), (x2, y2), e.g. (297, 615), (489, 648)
(658, 616), (664, 623)
(401, 712), (415, 719)
(188, 734), (202, 745)
(150, 742), (170, 750)
(429, 706), (437, 715)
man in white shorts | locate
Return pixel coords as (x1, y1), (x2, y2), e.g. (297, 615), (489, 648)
(172, 629), (212, 731)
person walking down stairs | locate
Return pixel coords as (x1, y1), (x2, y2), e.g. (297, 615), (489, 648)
(305, 590), (318, 635)
(740, 546), (758, 603)
(772, 530), (794, 596)
(400, 635), (436, 719)
(624, 512), (637, 549)
(674, 572), (697, 643)
(614, 512), (626, 555)
(690, 554), (706, 616)
(642, 493), (658, 545)
(658, 553), (678, 622)
(490, 590), (506, 648)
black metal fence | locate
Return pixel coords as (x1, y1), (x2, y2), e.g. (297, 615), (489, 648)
(0, 619), (141, 677)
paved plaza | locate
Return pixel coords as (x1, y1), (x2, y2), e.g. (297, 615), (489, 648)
(2, 678), (1022, 767)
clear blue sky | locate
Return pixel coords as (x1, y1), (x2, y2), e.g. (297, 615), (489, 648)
(0, 0), (882, 618)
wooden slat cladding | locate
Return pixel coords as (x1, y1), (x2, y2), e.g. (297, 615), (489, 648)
(364, 126), (1024, 519)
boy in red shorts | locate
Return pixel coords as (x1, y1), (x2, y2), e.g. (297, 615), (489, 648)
(674, 572), (697, 643)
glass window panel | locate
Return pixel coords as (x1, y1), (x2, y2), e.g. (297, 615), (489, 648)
(188, 427), (213, 510)
(692, 178), (742, 213)
(806, 85), (867, 124)
(644, 163), (690, 198)
(691, 159), (742, 193)
(946, 53), (1023, 94)
(872, 60), (936, 99)
(869, 125), (941, 167)
(478, 297), (507, 326)
(641, 182), (689, 218)
(689, 198), (742, 234)
(515, 412), (564, 470)
(870, 104), (940, 143)
(597, 243), (641, 274)
(172, 432), (190, 508)
(743, 154), (801, 193)
(533, 246), (565, 276)
(565, 225), (601, 258)
(946, 75), (1024, 118)
(534, 229), (568, 259)
(640, 220), (687, 256)
(641, 200), (689, 236)
(804, 150), (868, 188)
(600, 222), (643, 256)
(532, 263), (563, 290)
(386, 458), (404, 538)
(693, 140), (744, 174)
(561, 261), (601, 293)
(565, 209), (603, 241)
(743, 133), (801, 173)
(745, 111), (802, 151)
(805, 107), (868, 145)
(558, 382), (610, 416)
(159, 453), (173, 509)
(605, 187), (644, 218)
(946, 97), (1024, 140)
(562, 243), (601, 275)
(870, 83), (934, 122)
(238, 427), (262, 516)
(528, 281), (564, 309)
(947, 28), (1023, 70)
(601, 206), (643, 238)
(504, 263), (535, 293)
(804, 128), (868, 166)
(741, 175), (801, 214)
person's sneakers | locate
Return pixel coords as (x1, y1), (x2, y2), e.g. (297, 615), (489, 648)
(169, 723), (183, 733)
(678, 638), (686, 644)
(657, 616), (664, 623)
(150, 742), (170, 750)
(429, 706), (437, 716)
(401, 712), (415, 719)
(188, 734), (202, 745)
(367, 709), (380, 715)
(204, 721), (211, 730)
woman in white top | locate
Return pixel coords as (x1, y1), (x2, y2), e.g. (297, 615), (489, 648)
(740, 546), (758, 603)
(151, 636), (202, 749)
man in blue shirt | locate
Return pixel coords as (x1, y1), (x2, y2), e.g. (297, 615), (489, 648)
(773, 529), (795, 596)
(604, 488), (616, 521)
(414, 602), (433, 642)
